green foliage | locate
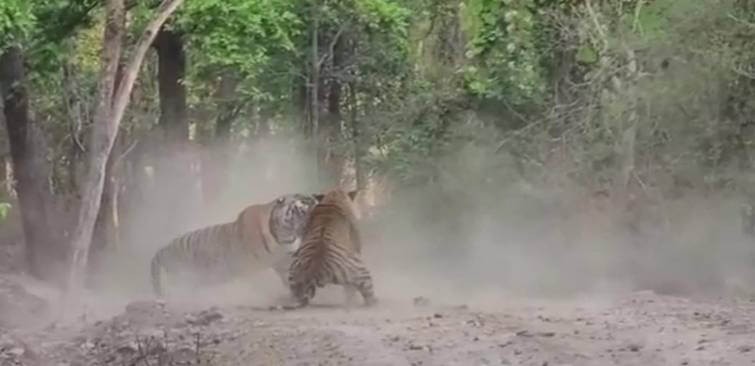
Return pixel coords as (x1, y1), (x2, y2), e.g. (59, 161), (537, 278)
(0, 203), (11, 222)
(463, 0), (546, 104)
(8, 0), (755, 242)
(0, 0), (36, 50)
(178, 0), (301, 75)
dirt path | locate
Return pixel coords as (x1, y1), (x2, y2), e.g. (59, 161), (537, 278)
(3, 289), (755, 366)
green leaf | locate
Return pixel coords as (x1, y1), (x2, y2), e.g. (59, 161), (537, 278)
(0, 203), (12, 222)
(575, 46), (598, 64)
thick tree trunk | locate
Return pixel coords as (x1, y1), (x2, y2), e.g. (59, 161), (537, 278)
(153, 26), (194, 234)
(0, 47), (62, 282)
(66, 0), (185, 298)
(154, 28), (188, 142)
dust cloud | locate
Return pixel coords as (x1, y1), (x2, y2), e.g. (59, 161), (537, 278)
(85, 134), (323, 310)
(360, 142), (755, 311)
(77, 132), (755, 320)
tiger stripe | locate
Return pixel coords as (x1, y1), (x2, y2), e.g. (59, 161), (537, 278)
(149, 193), (320, 297)
(287, 189), (377, 308)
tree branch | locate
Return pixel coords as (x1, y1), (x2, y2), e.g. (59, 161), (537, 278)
(318, 19), (352, 68)
(111, 0), (185, 129)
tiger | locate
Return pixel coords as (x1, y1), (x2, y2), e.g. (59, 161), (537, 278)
(285, 188), (377, 308)
(149, 193), (322, 297)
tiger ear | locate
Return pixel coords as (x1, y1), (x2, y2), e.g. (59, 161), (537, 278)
(275, 196), (285, 204)
(313, 193), (325, 202)
(347, 190), (358, 201)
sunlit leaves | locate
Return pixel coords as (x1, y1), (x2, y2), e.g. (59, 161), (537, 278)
(177, 0), (302, 75)
(0, 0), (36, 50)
(0, 203), (12, 222)
(463, 0), (546, 103)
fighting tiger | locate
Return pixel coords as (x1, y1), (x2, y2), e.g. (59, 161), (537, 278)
(286, 188), (377, 308)
(150, 193), (321, 297)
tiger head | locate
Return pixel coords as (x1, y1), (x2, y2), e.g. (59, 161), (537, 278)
(315, 188), (359, 218)
(314, 189), (358, 205)
(269, 193), (322, 253)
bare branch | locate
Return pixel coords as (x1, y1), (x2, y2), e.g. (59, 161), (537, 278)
(111, 0), (185, 127)
(318, 19), (353, 68)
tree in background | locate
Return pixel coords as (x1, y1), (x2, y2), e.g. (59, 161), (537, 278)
(1, 0), (755, 295)
(0, 0), (100, 281)
(66, 0), (184, 296)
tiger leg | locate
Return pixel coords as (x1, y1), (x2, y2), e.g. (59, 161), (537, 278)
(352, 267), (377, 306)
(272, 256), (292, 290)
(281, 278), (315, 310)
(343, 285), (359, 307)
(150, 252), (165, 297)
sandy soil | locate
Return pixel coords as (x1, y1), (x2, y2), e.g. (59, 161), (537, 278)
(2, 279), (755, 366)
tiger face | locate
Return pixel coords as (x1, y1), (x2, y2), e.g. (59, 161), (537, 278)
(269, 193), (321, 253)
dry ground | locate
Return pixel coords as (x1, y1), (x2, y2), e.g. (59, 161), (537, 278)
(2, 275), (755, 366)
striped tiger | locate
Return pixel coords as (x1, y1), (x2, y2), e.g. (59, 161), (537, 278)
(150, 193), (321, 297)
(286, 188), (377, 308)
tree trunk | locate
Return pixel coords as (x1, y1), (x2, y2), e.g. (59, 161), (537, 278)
(349, 82), (367, 191)
(257, 106), (272, 138)
(0, 47), (63, 282)
(153, 25), (195, 234)
(327, 33), (343, 124)
(294, 75), (309, 125)
(65, 0), (185, 299)
(213, 73), (240, 141)
(88, 62), (128, 287)
(322, 33), (346, 183)
(88, 134), (124, 287)
(310, 3), (320, 140)
(200, 73), (240, 208)
(154, 28), (188, 142)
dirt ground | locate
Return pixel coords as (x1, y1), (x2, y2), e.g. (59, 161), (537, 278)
(2, 274), (755, 366)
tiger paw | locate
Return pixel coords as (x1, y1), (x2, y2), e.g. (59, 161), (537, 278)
(364, 297), (378, 307)
(268, 303), (303, 311)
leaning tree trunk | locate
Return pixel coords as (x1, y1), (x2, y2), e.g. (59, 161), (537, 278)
(88, 133), (127, 287)
(88, 62), (126, 287)
(0, 47), (63, 282)
(65, 0), (185, 300)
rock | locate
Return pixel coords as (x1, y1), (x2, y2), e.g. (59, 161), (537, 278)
(115, 342), (137, 355)
(413, 296), (430, 307)
(80, 341), (95, 351)
(516, 330), (533, 337)
(187, 308), (224, 326)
